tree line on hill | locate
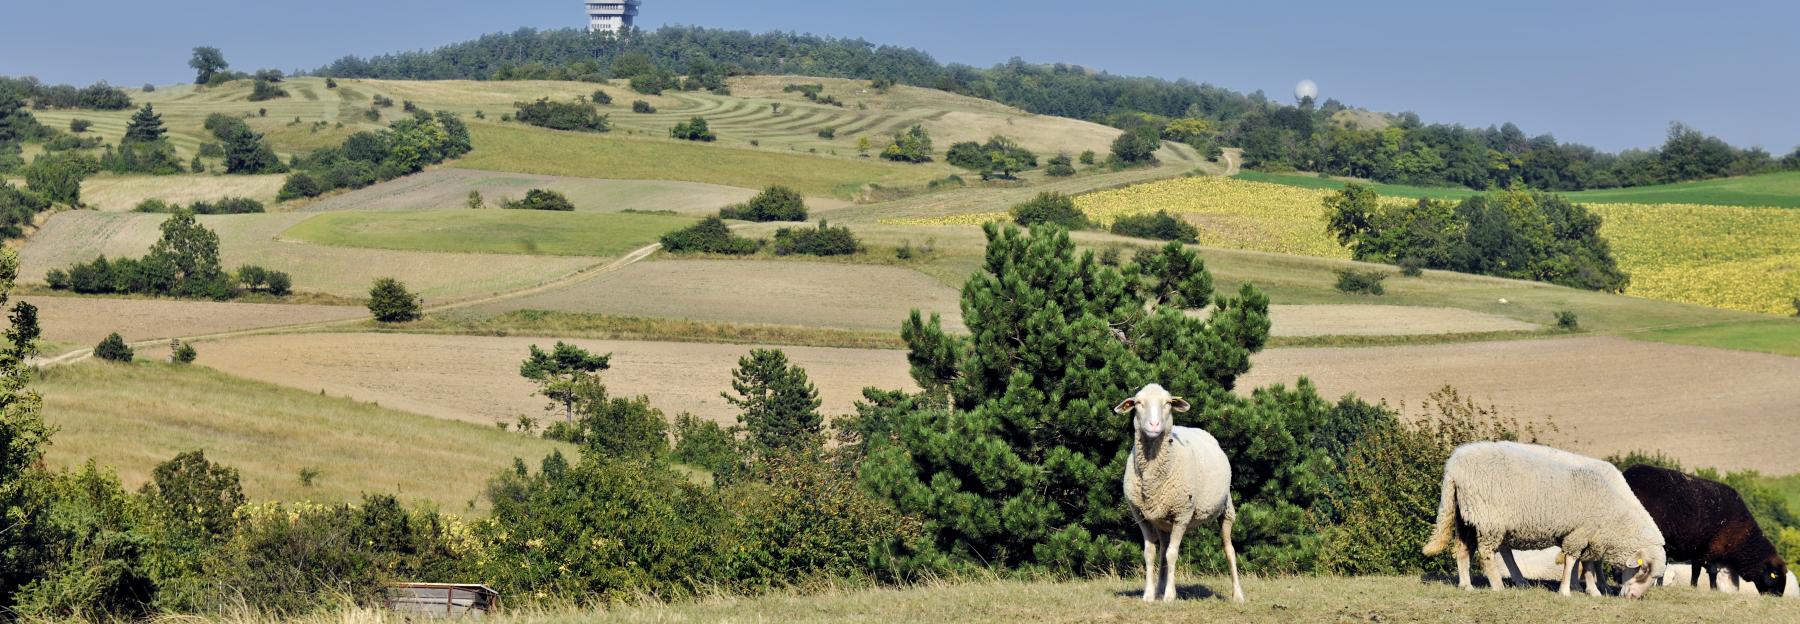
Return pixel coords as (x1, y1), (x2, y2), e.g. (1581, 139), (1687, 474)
(311, 26), (1800, 191)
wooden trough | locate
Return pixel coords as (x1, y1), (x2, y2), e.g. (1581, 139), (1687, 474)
(384, 583), (501, 618)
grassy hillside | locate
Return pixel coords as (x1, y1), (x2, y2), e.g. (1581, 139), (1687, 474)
(458, 123), (946, 199)
(19, 211), (599, 301)
(34, 361), (567, 513)
(1235, 169), (1800, 208)
(281, 210), (694, 256)
(376, 576), (1797, 623)
(1564, 171), (1800, 207)
(900, 175), (1800, 315)
(1639, 319), (1800, 357)
(1232, 170), (1477, 200)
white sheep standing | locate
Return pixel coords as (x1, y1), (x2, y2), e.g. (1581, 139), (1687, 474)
(1422, 441), (1667, 598)
(1116, 383), (1245, 603)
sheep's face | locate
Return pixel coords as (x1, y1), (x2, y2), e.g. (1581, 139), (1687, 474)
(1748, 556), (1788, 596)
(1619, 548), (1666, 599)
(1114, 384), (1189, 440)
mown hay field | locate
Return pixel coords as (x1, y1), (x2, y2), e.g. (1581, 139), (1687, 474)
(280, 209), (694, 257)
(18, 211), (598, 301)
(75, 173), (287, 212)
(34, 361), (567, 512)
(193, 333), (915, 427)
(892, 175), (1800, 314)
(298, 168), (771, 215)
(21, 295), (364, 352)
(465, 258), (968, 333)
(457, 123), (948, 200)
(1243, 335), (1800, 473)
(455, 576), (1800, 624)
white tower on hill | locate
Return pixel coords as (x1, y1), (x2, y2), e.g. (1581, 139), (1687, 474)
(587, 1), (641, 33)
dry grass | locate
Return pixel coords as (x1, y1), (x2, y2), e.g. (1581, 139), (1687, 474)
(465, 258), (967, 333)
(203, 576), (1800, 624)
(298, 168), (780, 215)
(17, 211), (599, 301)
(419, 310), (906, 350)
(191, 332), (914, 428)
(1242, 335), (1800, 473)
(77, 173), (287, 212)
(20, 295), (366, 352)
(33, 361), (567, 513)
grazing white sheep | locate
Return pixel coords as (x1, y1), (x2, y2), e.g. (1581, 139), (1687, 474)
(1116, 383), (1244, 603)
(1422, 441), (1666, 598)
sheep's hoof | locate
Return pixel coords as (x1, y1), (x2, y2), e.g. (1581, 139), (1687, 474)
(1231, 593), (1245, 604)
(1142, 593), (1156, 603)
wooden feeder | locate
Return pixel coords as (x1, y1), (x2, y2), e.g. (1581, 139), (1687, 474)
(384, 583), (500, 618)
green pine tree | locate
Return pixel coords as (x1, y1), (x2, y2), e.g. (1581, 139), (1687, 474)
(724, 349), (823, 457)
(861, 224), (1336, 574)
(123, 103), (167, 143)
(520, 342), (612, 422)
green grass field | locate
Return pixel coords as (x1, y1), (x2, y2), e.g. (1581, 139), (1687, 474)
(1235, 169), (1800, 208)
(34, 361), (567, 513)
(305, 576), (1796, 624)
(458, 123), (947, 199)
(1638, 319), (1800, 357)
(1564, 171), (1800, 207)
(281, 209), (695, 256)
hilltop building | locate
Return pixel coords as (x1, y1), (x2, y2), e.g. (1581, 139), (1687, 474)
(586, 1), (641, 33)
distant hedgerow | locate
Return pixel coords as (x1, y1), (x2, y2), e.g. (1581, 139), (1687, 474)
(660, 216), (760, 255)
(1109, 210), (1198, 243)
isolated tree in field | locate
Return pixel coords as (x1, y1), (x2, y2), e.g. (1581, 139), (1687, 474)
(724, 348), (824, 457)
(95, 332), (133, 362)
(520, 342), (612, 422)
(23, 153), (95, 206)
(189, 47), (229, 85)
(718, 185), (806, 222)
(1110, 125), (1162, 164)
(170, 339), (197, 364)
(149, 211), (232, 299)
(367, 277), (421, 323)
(882, 124), (934, 163)
(142, 450), (244, 542)
(1010, 191), (1088, 229)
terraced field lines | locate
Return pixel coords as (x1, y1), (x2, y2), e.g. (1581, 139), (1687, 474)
(280, 209), (695, 257)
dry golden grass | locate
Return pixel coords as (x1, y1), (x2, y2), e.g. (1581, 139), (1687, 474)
(77, 173), (287, 212)
(192, 332), (915, 428)
(34, 361), (567, 513)
(21, 295), (365, 352)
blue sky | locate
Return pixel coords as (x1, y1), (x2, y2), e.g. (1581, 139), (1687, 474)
(2, 0), (1794, 152)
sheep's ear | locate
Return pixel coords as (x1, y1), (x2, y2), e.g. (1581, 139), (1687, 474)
(1113, 398), (1136, 414)
(1170, 397), (1191, 413)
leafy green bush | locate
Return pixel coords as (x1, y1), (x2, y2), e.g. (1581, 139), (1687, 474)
(0, 180), (51, 240)
(1326, 185), (1629, 292)
(47, 212), (234, 299)
(13, 462), (154, 621)
(945, 135), (1037, 179)
(68, 119), (91, 133)
(501, 189), (576, 211)
(672, 413), (741, 477)
(660, 216), (761, 255)
(24, 152), (98, 205)
(1555, 310), (1580, 330)
(94, 333), (133, 362)
(591, 89), (612, 105)
(236, 264), (292, 295)
(881, 125), (933, 163)
(719, 186), (807, 222)
(279, 112), (470, 201)
(773, 221), (860, 256)
(631, 100), (656, 114)
(1398, 257), (1425, 277)
(171, 341), (197, 364)
(1109, 210), (1198, 243)
(669, 116), (716, 142)
(513, 97), (610, 132)
(816, 127), (837, 140)
(277, 171), (324, 201)
(367, 277), (421, 323)
(246, 79), (287, 102)
(1334, 269), (1388, 295)
(1110, 125), (1161, 165)
(1046, 153), (1076, 177)
(153, 196), (262, 214)
(722, 457), (922, 589)
(1009, 192), (1088, 229)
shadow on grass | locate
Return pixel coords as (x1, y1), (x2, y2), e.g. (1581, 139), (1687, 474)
(1111, 583), (1219, 601)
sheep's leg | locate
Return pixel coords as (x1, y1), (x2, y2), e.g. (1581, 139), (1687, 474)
(1453, 524), (1475, 590)
(1558, 554), (1578, 596)
(1476, 532), (1507, 591)
(1221, 514), (1245, 603)
(1499, 550), (1527, 588)
(1582, 561), (1604, 596)
(1138, 522), (1159, 602)
(1161, 520), (1187, 602)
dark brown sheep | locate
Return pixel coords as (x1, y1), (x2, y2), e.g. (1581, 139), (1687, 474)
(1623, 464), (1789, 595)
